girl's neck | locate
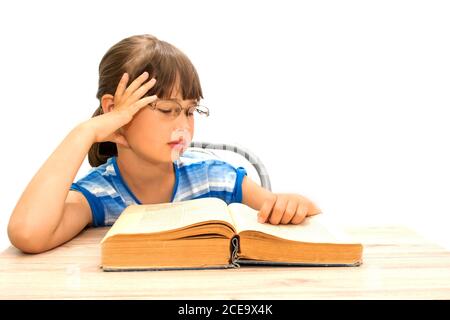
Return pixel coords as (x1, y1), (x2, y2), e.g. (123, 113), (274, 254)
(116, 151), (175, 195)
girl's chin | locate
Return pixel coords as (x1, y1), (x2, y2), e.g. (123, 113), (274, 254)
(169, 147), (185, 162)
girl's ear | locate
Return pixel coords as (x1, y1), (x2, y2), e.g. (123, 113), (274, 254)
(101, 94), (115, 114)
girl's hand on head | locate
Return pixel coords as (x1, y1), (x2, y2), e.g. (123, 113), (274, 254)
(257, 193), (322, 225)
(82, 71), (157, 147)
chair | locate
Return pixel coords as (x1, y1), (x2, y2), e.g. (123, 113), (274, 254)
(188, 141), (272, 191)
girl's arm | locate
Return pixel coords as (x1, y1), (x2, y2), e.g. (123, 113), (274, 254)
(8, 72), (157, 253)
(7, 123), (95, 253)
(241, 176), (321, 225)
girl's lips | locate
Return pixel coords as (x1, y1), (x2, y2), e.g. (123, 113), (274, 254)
(168, 140), (186, 148)
(168, 139), (184, 144)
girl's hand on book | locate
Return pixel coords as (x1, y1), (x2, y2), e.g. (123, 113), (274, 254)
(257, 193), (322, 225)
(82, 71), (158, 147)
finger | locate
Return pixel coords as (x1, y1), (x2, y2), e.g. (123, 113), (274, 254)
(257, 194), (277, 223)
(114, 73), (129, 104)
(291, 203), (308, 224)
(121, 71), (150, 102)
(280, 199), (298, 224)
(129, 95), (158, 115)
(268, 196), (288, 225)
(307, 201), (322, 216)
(130, 78), (157, 101)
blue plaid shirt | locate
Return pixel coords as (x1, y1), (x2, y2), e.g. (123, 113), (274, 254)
(70, 149), (247, 227)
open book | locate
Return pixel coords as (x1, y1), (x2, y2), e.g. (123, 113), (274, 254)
(100, 198), (363, 271)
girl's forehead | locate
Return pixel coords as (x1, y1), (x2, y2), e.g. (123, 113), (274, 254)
(165, 97), (198, 104)
(167, 86), (198, 103)
(165, 76), (199, 103)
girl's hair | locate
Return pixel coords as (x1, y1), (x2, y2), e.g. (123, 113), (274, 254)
(88, 34), (203, 167)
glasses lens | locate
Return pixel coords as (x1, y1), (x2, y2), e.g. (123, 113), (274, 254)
(155, 100), (178, 110)
(155, 100), (179, 117)
(153, 100), (209, 119)
(195, 105), (209, 117)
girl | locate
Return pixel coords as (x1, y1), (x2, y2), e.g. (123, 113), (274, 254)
(8, 34), (321, 254)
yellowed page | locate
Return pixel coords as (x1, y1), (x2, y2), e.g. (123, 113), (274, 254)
(228, 203), (357, 244)
(101, 198), (235, 243)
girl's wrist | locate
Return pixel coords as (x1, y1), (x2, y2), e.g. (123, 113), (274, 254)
(73, 121), (97, 144)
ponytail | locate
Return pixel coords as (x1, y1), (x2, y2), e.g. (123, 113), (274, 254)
(87, 106), (117, 167)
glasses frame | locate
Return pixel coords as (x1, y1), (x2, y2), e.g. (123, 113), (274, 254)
(148, 99), (210, 120)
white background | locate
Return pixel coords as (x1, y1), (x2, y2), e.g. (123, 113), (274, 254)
(1, 0), (449, 251)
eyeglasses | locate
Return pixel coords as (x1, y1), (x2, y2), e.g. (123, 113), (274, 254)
(148, 99), (210, 120)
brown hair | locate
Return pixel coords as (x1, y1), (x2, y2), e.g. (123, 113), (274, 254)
(88, 34), (203, 167)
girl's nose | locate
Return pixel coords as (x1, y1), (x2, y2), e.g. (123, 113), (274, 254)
(170, 127), (192, 145)
(174, 110), (192, 127)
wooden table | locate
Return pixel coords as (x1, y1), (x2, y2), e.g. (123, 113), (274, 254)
(1, 226), (450, 299)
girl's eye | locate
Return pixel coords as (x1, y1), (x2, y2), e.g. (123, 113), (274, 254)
(187, 106), (199, 116)
(157, 108), (172, 114)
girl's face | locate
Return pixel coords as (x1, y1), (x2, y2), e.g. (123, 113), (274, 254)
(121, 85), (196, 164)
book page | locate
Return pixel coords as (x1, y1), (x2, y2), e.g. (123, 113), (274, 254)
(228, 203), (357, 244)
(102, 198), (235, 242)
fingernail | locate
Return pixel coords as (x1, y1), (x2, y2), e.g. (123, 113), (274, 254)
(258, 216), (265, 223)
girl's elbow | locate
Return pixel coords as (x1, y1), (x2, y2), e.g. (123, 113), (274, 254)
(7, 220), (49, 254)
